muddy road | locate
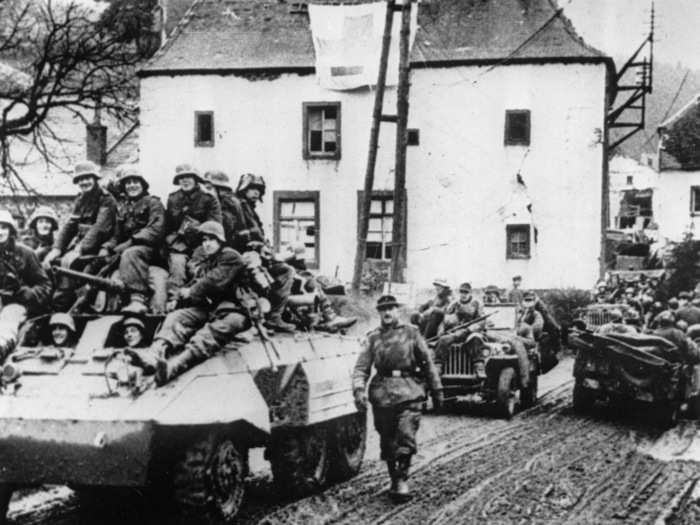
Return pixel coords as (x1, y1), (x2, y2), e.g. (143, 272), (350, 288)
(7, 357), (700, 524)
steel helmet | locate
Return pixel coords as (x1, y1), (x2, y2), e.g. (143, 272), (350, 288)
(203, 171), (232, 191)
(72, 161), (101, 184)
(49, 313), (76, 333)
(118, 166), (149, 191)
(173, 163), (202, 185)
(236, 173), (266, 198)
(122, 316), (145, 331)
(0, 210), (18, 236)
(198, 221), (226, 243)
(655, 310), (675, 326)
(28, 206), (58, 231)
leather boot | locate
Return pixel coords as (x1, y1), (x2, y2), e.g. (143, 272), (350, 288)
(322, 311), (358, 331)
(386, 460), (398, 492)
(155, 347), (199, 386)
(125, 346), (161, 374)
(265, 314), (296, 333)
(122, 293), (149, 314)
(391, 455), (412, 502)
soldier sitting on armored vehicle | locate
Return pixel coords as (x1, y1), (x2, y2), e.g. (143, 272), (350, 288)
(164, 164), (222, 305)
(410, 278), (452, 339)
(42, 161), (117, 310)
(21, 206), (59, 261)
(202, 171), (237, 247)
(229, 173), (295, 333)
(145, 221), (251, 385)
(99, 168), (166, 314)
(49, 313), (76, 348)
(0, 210), (52, 362)
(596, 308), (637, 335)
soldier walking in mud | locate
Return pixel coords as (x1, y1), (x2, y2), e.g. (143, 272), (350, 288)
(353, 294), (443, 502)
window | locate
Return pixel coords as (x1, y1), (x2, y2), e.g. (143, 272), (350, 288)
(626, 175), (634, 185)
(506, 224), (531, 259)
(194, 111), (214, 147)
(504, 110), (531, 146)
(407, 129), (420, 146)
(357, 192), (393, 260)
(273, 191), (320, 268)
(691, 187), (700, 215)
(303, 102), (341, 159)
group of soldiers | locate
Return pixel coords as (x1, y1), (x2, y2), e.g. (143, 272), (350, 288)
(350, 275), (561, 502)
(0, 160), (355, 385)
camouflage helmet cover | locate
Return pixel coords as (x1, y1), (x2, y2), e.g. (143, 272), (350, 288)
(203, 170), (232, 190)
(72, 161), (101, 184)
(198, 220), (226, 243)
(49, 313), (76, 332)
(118, 166), (149, 191)
(0, 210), (18, 235)
(172, 163), (202, 185)
(236, 173), (266, 197)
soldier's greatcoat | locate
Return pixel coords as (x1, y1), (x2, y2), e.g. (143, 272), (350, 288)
(104, 193), (166, 249)
(165, 186), (222, 252)
(0, 239), (52, 314)
(54, 187), (117, 255)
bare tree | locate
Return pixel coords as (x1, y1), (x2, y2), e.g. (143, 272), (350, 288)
(0, 0), (151, 184)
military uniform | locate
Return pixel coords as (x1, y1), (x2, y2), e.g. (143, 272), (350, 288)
(104, 190), (165, 298)
(518, 307), (544, 339)
(434, 295), (485, 367)
(164, 168), (222, 293)
(410, 280), (452, 339)
(21, 206), (58, 261)
(0, 212), (52, 362)
(152, 222), (249, 384)
(353, 295), (442, 500)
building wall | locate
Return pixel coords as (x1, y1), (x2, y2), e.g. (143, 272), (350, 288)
(140, 62), (607, 289)
(654, 170), (700, 242)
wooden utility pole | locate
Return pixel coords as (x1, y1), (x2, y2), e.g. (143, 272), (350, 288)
(389, 0), (412, 282)
(351, 0), (396, 292)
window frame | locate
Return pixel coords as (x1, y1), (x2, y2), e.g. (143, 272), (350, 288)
(691, 186), (700, 216)
(302, 101), (341, 160)
(506, 224), (531, 259)
(273, 190), (320, 269)
(194, 111), (215, 147)
(504, 109), (531, 146)
(357, 190), (405, 261)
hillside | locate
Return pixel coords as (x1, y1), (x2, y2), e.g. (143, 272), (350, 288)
(612, 59), (700, 158)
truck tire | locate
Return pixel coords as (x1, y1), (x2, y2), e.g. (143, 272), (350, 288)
(496, 367), (517, 419)
(269, 425), (330, 496)
(573, 381), (596, 412)
(0, 484), (12, 525)
(520, 373), (538, 409)
(328, 413), (367, 482)
(172, 434), (247, 525)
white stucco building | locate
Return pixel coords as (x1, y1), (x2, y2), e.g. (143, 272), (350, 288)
(138, 0), (614, 289)
(654, 93), (700, 243)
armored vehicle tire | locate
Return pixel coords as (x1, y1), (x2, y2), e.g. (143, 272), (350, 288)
(573, 381), (597, 413)
(520, 373), (538, 409)
(0, 484), (12, 525)
(496, 367), (517, 419)
(328, 413), (367, 482)
(171, 433), (247, 525)
(269, 424), (330, 496)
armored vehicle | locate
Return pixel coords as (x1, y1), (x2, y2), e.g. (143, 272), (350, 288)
(572, 331), (697, 427)
(0, 312), (366, 524)
(438, 304), (541, 418)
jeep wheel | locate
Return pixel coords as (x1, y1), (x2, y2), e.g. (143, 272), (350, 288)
(652, 402), (679, 429)
(573, 381), (596, 413)
(0, 484), (12, 525)
(269, 425), (330, 496)
(496, 367), (517, 419)
(171, 434), (247, 524)
(329, 413), (367, 482)
(520, 373), (538, 409)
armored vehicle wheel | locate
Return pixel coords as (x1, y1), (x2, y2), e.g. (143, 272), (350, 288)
(496, 367), (517, 419)
(329, 413), (367, 482)
(520, 373), (538, 409)
(171, 434), (247, 525)
(573, 381), (596, 412)
(269, 424), (330, 496)
(0, 484), (12, 525)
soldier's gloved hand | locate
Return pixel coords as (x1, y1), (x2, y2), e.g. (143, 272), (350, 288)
(43, 248), (61, 269)
(98, 247), (111, 258)
(14, 286), (33, 305)
(114, 241), (132, 255)
(432, 389), (444, 412)
(353, 388), (368, 412)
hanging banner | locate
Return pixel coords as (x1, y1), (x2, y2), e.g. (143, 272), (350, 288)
(308, 1), (418, 91)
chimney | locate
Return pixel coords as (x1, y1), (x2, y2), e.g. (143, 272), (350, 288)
(86, 107), (107, 165)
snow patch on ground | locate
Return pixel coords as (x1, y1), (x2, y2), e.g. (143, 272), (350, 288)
(637, 421), (700, 462)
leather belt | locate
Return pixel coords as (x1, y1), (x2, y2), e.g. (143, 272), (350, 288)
(378, 369), (414, 378)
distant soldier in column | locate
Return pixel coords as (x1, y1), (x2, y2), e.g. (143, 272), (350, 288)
(353, 295), (443, 502)
(42, 161), (117, 310)
(0, 210), (52, 362)
(100, 168), (166, 313)
(507, 275), (524, 304)
(22, 206), (59, 261)
(164, 164), (222, 302)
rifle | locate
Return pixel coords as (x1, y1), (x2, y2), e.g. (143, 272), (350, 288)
(426, 312), (496, 344)
(237, 287), (280, 371)
(53, 266), (136, 295)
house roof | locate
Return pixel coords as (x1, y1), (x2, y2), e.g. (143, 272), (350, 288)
(657, 92), (700, 171)
(141, 0), (608, 75)
(658, 93), (700, 132)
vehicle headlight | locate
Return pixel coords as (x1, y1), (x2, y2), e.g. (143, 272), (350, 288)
(481, 347), (491, 358)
